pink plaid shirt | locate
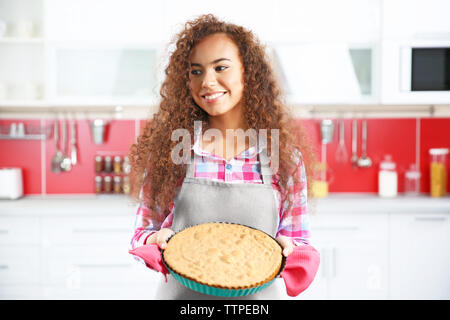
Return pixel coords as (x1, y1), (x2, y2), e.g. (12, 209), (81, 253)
(130, 140), (310, 249)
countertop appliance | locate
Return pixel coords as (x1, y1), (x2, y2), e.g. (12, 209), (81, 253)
(382, 39), (450, 104)
(406, 47), (450, 91)
(0, 167), (23, 199)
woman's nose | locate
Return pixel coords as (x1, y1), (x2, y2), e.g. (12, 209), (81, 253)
(201, 70), (217, 88)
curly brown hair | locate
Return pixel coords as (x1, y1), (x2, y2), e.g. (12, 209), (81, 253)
(129, 14), (316, 220)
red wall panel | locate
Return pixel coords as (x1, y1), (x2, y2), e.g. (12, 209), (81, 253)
(44, 119), (136, 194)
(420, 118), (450, 193)
(0, 119), (43, 195)
(297, 118), (417, 193)
(1, 117), (448, 195)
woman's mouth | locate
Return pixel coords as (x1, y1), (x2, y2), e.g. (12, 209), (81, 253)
(202, 91), (227, 103)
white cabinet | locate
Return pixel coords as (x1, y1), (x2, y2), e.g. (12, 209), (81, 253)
(44, 0), (165, 43)
(299, 212), (389, 299)
(0, 216), (40, 245)
(39, 214), (159, 299)
(271, 0), (381, 105)
(41, 216), (133, 246)
(389, 213), (450, 299)
(0, 0), (45, 104)
(0, 212), (160, 299)
(0, 0), (163, 107)
(273, 0), (381, 43)
(1, 0), (383, 107)
(1, 198), (449, 299)
(380, 0), (450, 105)
(0, 216), (41, 287)
(382, 0), (450, 40)
(275, 44), (379, 105)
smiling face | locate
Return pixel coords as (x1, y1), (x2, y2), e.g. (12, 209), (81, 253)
(188, 33), (245, 119)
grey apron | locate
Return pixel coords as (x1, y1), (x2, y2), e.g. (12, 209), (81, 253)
(154, 148), (284, 300)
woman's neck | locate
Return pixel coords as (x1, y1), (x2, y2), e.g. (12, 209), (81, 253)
(206, 103), (247, 137)
(202, 103), (251, 161)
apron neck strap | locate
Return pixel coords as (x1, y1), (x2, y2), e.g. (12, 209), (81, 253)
(186, 150), (196, 179)
(259, 147), (273, 185)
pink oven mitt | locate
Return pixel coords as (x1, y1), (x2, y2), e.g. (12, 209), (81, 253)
(128, 244), (169, 281)
(280, 244), (321, 297)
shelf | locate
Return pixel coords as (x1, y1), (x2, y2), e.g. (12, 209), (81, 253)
(0, 133), (48, 140)
(0, 37), (44, 44)
(0, 100), (47, 107)
(0, 123), (51, 140)
(0, 98), (158, 107)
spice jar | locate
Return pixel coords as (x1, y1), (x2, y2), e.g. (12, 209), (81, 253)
(113, 176), (122, 194)
(404, 164), (421, 196)
(122, 176), (130, 195)
(122, 156), (131, 175)
(378, 155), (397, 197)
(103, 176), (112, 193)
(429, 148), (449, 197)
(95, 156), (103, 173)
(113, 156), (122, 174)
(104, 156), (112, 173)
(95, 176), (102, 194)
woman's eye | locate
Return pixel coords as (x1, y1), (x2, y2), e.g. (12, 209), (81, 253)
(191, 69), (202, 75)
(215, 66), (228, 72)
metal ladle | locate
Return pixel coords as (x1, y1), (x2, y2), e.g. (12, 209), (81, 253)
(60, 118), (72, 172)
(357, 120), (372, 168)
(350, 119), (359, 168)
(50, 120), (63, 173)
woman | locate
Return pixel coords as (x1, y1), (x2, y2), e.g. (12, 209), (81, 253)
(129, 14), (318, 299)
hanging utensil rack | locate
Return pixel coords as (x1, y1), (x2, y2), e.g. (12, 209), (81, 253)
(0, 123), (52, 140)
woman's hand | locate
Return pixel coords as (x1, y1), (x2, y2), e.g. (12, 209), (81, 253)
(276, 235), (295, 257)
(146, 228), (175, 249)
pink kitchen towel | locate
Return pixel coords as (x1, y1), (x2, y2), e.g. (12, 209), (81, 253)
(128, 244), (168, 281)
(280, 244), (321, 297)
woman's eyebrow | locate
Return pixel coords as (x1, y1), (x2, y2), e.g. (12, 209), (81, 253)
(190, 58), (231, 67)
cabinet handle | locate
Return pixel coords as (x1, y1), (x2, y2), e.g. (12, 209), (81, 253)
(0, 265), (9, 270)
(414, 216), (446, 222)
(321, 248), (327, 278)
(0, 229), (9, 234)
(76, 264), (130, 269)
(73, 228), (129, 233)
(315, 226), (359, 231)
(332, 247), (337, 278)
(321, 247), (336, 279)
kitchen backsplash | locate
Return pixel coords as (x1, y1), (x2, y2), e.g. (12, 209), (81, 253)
(1, 117), (449, 195)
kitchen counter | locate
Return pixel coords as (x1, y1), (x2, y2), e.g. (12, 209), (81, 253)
(310, 193), (450, 214)
(0, 194), (138, 216)
(0, 193), (449, 216)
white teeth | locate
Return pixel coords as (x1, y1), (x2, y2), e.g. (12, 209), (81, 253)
(204, 92), (225, 100)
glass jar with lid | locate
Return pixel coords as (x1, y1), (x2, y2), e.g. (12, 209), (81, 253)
(429, 148), (449, 197)
(113, 156), (122, 174)
(404, 164), (421, 196)
(378, 155), (397, 197)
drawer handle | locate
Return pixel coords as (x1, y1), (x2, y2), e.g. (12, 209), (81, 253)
(0, 230), (9, 234)
(73, 228), (129, 233)
(314, 226), (359, 231)
(414, 216), (446, 222)
(0, 265), (9, 270)
(76, 264), (130, 269)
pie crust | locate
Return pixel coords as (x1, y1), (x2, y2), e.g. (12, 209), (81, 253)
(162, 222), (283, 290)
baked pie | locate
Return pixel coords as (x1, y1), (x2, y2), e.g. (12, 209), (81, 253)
(162, 222), (283, 291)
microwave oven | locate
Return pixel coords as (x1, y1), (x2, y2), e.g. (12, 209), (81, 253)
(400, 47), (450, 92)
(381, 41), (450, 104)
